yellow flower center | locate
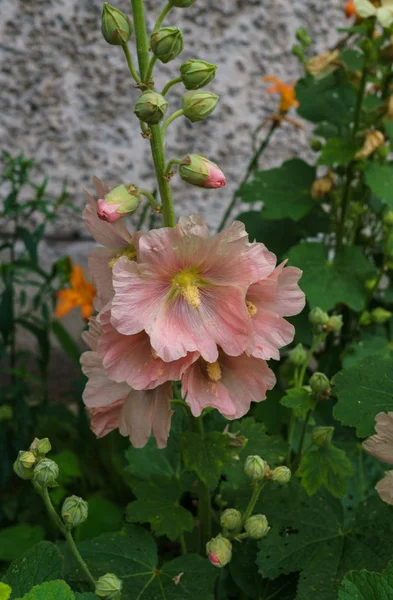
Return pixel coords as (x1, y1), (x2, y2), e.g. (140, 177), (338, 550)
(207, 361), (222, 382)
(108, 246), (137, 269)
(171, 269), (201, 308)
(246, 300), (257, 316)
(151, 348), (158, 360)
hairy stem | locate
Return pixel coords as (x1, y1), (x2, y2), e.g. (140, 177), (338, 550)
(122, 43), (141, 83)
(162, 76), (182, 96)
(139, 188), (161, 209)
(153, 1), (172, 32)
(161, 109), (184, 137)
(242, 481), (265, 525)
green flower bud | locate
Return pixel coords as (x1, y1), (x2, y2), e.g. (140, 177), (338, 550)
(150, 27), (184, 64)
(33, 458), (59, 488)
(98, 184), (141, 221)
(179, 154), (226, 188)
(359, 311), (372, 327)
(309, 372), (330, 395)
(206, 535), (232, 568)
(62, 495), (89, 529)
(170, 0), (196, 6)
(309, 307), (329, 326)
(295, 27), (312, 47)
(220, 508), (242, 534)
(13, 452), (34, 480)
(312, 426), (334, 447)
(383, 211), (393, 227)
(180, 59), (217, 90)
(134, 91), (168, 124)
(371, 307), (392, 324)
(0, 583), (11, 600)
(327, 315), (343, 333)
(19, 451), (36, 469)
(244, 514), (270, 540)
(288, 343), (307, 366)
(310, 139), (323, 152)
(271, 466), (291, 485)
(101, 3), (132, 46)
(30, 437), (52, 456)
(95, 573), (123, 600)
(376, 145), (390, 159)
(244, 455), (267, 481)
(182, 90), (219, 122)
(365, 278), (378, 291)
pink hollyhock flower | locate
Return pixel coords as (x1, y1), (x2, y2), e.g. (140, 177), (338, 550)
(111, 215), (276, 363)
(181, 351), (276, 419)
(246, 260), (305, 360)
(83, 177), (135, 308)
(81, 317), (173, 448)
(97, 309), (199, 390)
(363, 412), (393, 505)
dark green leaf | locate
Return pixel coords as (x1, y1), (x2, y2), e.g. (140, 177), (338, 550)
(365, 163), (393, 209)
(338, 562), (393, 599)
(0, 281), (14, 342)
(280, 387), (314, 418)
(236, 213), (302, 258)
(75, 496), (123, 542)
(318, 138), (358, 166)
(340, 48), (365, 72)
(343, 333), (391, 369)
(51, 321), (81, 366)
(181, 431), (232, 490)
(296, 443), (354, 497)
(16, 580), (74, 600)
(296, 74), (356, 125)
(51, 451), (81, 485)
(0, 525), (45, 562)
(15, 227), (38, 266)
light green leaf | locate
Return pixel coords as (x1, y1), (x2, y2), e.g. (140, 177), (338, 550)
(17, 581), (74, 600)
(365, 163), (393, 209)
(383, 117), (393, 141)
(0, 583), (11, 600)
(3, 542), (63, 600)
(334, 350), (393, 437)
(181, 431), (232, 490)
(287, 243), (375, 311)
(318, 138), (358, 166)
(280, 387), (314, 417)
(239, 159), (315, 221)
(296, 443), (354, 497)
(0, 525), (45, 562)
(338, 562), (393, 599)
(126, 477), (194, 540)
(296, 74), (357, 125)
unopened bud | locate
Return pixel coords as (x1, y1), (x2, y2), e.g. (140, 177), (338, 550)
(295, 28), (312, 47)
(134, 90), (168, 124)
(95, 573), (123, 599)
(271, 466), (291, 485)
(371, 307), (392, 324)
(33, 458), (59, 488)
(326, 315), (343, 332)
(206, 535), (232, 568)
(19, 451), (36, 469)
(244, 514), (270, 540)
(288, 343), (307, 366)
(0, 404), (12, 422)
(101, 3), (132, 46)
(13, 452), (34, 480)
(170, 0), (196, 6)
(306, 50), (340, 79)
(179, 154), (226, 188)
(182, 90), (219, 122)
(312, 426), (334, 447)
(244, 455), (267, 481)
(310, 139), (323, 152)
(309, 307), (329, 326)
(359, 311), (372, 327)
(150, 27), (183, 64)
(180, 59), (217, 90)
(30, 437), (52, 456)
(356, 131), (385, 159)
(97, 184), (141, 223)
(62, 496), (89, 529)
(309, 372), (330, 395)
(365, 278), (378, 292)
(384, 211), (393, 227)
(220, 508), (242, 534)
(311, 176), (334, 200)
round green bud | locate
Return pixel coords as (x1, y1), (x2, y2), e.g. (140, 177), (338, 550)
(288, 343), (307, 366)
(206, 535), (232, 568)
(310, 139), (323, 152)
(271, 466), (291, 485)
(309, 307), (329, 326)
(220, 508), (242, 534)
(371, 307), (392, 324)
(182, 90), (219, 122)
(179, 153), (226, 188)
(365, 278), (378, 291)
(19, 451), (36, 469)
(244, 455), (267, 481)
(13, 452), (34, 480)
(383, 211), (393, 227)
(180, 59), (217, 90)
(62, 496), (89, 529)
(170, 0), (197, 6)
(30, 437), (52, 456)
(244, 514), (270, 540)
(376, 145), (390, 159)
(95, 573), (123, 600)
(327, 315), (343, 333)
(134, 91), (168, 124)
(309, 372), (330, 395)
(33, 458), (59, 488)
(312, 426), (334, 447)
(359, 311), (372, 327)
(150, 27), (184, 64)
(295, 27), (312, 47)
(101, 3), (132, 46)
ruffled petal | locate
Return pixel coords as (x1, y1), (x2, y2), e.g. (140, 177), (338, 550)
(89, 399), (124, 438)
(82, 316), (101, 351)
(248, 308), (296, 360)
(178, 214), (210, 238)
(247, 261), (305, 317)
(88, 247), (118, 307)
(376, 471), (393, 505)
(363, 412), (393, 465)
(80, 350), (129, 408)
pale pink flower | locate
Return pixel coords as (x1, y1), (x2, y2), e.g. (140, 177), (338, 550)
(363, 412), (393, 505)
(111, 216), (276, 363)
(81, 317), (173, 448)
(97, 198), (123, 223)
(83, 177), (135, 308)
(376, 471), (393, 505)
(181, 351), (276, 419)
(246, 261), (305, 360)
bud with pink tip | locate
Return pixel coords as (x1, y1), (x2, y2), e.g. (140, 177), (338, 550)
(206, 535), (232, 568)
(179, 154), (226, 189)
(97, 184), (141, 223)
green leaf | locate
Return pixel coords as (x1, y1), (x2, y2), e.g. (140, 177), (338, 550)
(296, 443), (354, 497)
(296, 74), (356, 125)
(0, 525), (45, 562)
(0, 280), (14, 343)
(0, 583), (11, 600)
(365, 163), (393, 209)
(334, 350), (393, 437)
(338, 562), (393, 599)
(383, 117), (393, 141)
(236, 213), (302, 259)
(15, 227), (38, 266)
(74, 595), (99, 600)
(126, 477), (194, 540)
(181, 431), (232, 490)
(229, 542), (261, 599)
(51, 321), (81, 366)
(17, 581), (74, 600)
(318, 138), (358, 166)
(287, 243), (374, 311)
(239, 159), (315, 221)
(3, 542), (62, 599)
(343, 333), (392, 369)
(51, 450), (81, 485)
(340, 48), (365, 72)
(65, 526), (218, 600)
(280, 387), (314, 417)
(75, 496), (123, 542)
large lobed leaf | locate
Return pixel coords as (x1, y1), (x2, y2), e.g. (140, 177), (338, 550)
(339, 562), (393, 599)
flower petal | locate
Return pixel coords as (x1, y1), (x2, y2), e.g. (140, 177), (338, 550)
(88, 247), (118, 307)
(80, 350), (129, 408)
(83, 189), (132, 248)
(82, 317), (102, 351)
(248, 261), (305, 318)
(89, 399), (124, 438)
(376, 470), (393, 505)
(377, 5), (393, 26)
(363, 412), (393, 465)
(248, 308), (296, 360)
(354, 0), (377, 17)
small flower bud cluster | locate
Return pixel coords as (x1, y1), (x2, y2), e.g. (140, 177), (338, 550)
(309, 372), (331, 396)
(62, 495), (89, 529)
(360, 307), (392, 326)
(13, 438), (52, 482)
(244, 455), (291, 486)
(309, 307), (343, 335)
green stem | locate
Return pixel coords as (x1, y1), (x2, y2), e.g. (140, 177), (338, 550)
(131, 0), (150, 81)
(165, 157), (183, 176)
(162, 76), (182, 96)
(297, 334), (324, 388)
(145, 56), (158, 85)
(217, 120), (278, 232)
(286, 412), (296, 465)
(294, 408), (313, 468)
(40, 486), (66, 534)
(153, 1), (172, 32)
(122, 43), (141, 83)
(242, 482), (265, 525)
(161, 109), (184, 138)
(180, 534), (187, 555)
(139, 188), (161, 209)
(170, 398), (190, 410)
(136, 199), (150, 230)
(64, 529), (97, 589)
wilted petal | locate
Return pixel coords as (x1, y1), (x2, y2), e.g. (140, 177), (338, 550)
(89, 400), (124, 438)
(363, 412), (393, 465)
(376, 470), (393, 505)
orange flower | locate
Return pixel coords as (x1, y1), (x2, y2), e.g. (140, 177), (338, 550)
(345, 0), (357, 18)
(263, 76), (299, 113)
(56, 265), (95, 320)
